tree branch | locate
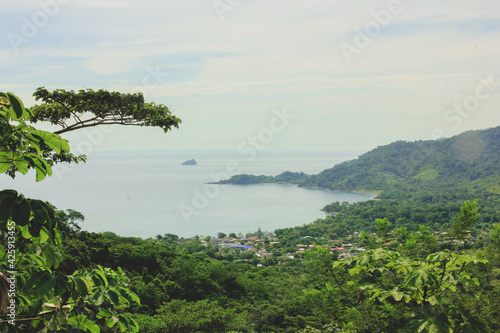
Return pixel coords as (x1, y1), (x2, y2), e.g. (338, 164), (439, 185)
(433, 258), (448, 294)
(0, 317), (39, 323)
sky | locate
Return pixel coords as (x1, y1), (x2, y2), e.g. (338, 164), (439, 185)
(1, 0), (500, 156)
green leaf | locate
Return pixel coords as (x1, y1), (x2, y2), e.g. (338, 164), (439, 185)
(390, 288), (404, 302)
(358, 253), (372, 266)
(67, 315), (100, 333)
(409, 268), (430, 288)
(36, 271), (56, 295)
(12, 198), (30, 226)
(377, 292), (389, 302)
(39, 228), (49, 244)
(81, 319), (100, 333)
(30, 128), (69, 154)
(127, 290), (140, 305)
(427, 295), (440, 306)
(19, 224), (33, 240)
(418, 321), (429, 333)
(23, 253), (45, 267)
(13, 159), (29, 175)
(74, 277), (91, 296)
(32, 156), (51, 182)
(0, 157), (12, 173)
(106, 316), (119, 328)
(358, 282), (375, 290)
(54, 275), (71, 296)
(108, 289), (120, 306)
(332, 261), (343, 269)
(115, 316), (127, 332)
(33, 244), (42, 255)
(117, 315), (131, 333)
(0, 95), (10, 106)
(93, 290), (105, 306)
(471, 277), (479, 286)
(7, 92), (27, 120)
(40, 243), (63, 269)
(35, 167), (47, 182)
(54, 229), (62, 244)
(427, 250), (450, 263)
(349, 267), (361, 276)
(92, 269), (108, 287)
(129, 317), (140, 332)
(427, 323), (439, 333)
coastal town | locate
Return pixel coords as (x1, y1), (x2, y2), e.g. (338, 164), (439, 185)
(207, 234), (366, 262)
(163, 228), (478, 265)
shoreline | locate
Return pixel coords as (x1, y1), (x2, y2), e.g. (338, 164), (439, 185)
(297, 185), (380, 198)
(211, 181), (381, 199)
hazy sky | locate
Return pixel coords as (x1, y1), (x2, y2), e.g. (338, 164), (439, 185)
(1, 0), (500, 155)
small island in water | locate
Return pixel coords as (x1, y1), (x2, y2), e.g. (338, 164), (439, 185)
(182, 159), (197, 165)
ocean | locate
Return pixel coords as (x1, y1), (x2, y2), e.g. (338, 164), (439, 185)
(0, 150), (375, 238)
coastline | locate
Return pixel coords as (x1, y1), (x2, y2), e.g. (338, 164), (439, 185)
(297, 185), (380, 197)
(212, 181), (381, 198)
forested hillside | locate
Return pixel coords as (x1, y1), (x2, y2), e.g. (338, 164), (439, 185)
(275, 126), (500, 245)
(214, 171), (308, 185)
(299, 126), (500, 194)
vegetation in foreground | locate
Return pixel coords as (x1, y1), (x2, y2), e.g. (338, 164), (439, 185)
(0, 91), (499, 332)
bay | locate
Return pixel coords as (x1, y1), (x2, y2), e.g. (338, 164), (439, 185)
(0, 150), (375, 238)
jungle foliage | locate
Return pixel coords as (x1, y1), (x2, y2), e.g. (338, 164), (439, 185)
(32, 200), (500, 332)
(0, 91), (177, 332)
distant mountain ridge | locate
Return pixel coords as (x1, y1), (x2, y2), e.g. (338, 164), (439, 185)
(299, 126), (500, 194)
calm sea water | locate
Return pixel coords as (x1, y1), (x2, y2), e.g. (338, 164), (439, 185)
(0, 150), (375, 238)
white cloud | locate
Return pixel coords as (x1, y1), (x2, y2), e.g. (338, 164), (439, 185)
(1, 0), (499, 151)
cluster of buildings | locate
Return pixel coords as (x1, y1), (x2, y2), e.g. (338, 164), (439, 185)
(192, 234), (368, 261)
(176, 228), (478, 264)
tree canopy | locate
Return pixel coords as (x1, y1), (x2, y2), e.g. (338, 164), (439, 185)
(30, 87), (181, 135)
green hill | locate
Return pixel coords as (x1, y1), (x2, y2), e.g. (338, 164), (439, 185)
(299, 126), (500, 195)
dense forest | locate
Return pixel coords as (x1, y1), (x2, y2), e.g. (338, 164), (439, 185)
(299, 127), (500, 201)
(213, 171), (308, 185)
(1, 92), (499, 332)
(20, 197), (500, 332)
